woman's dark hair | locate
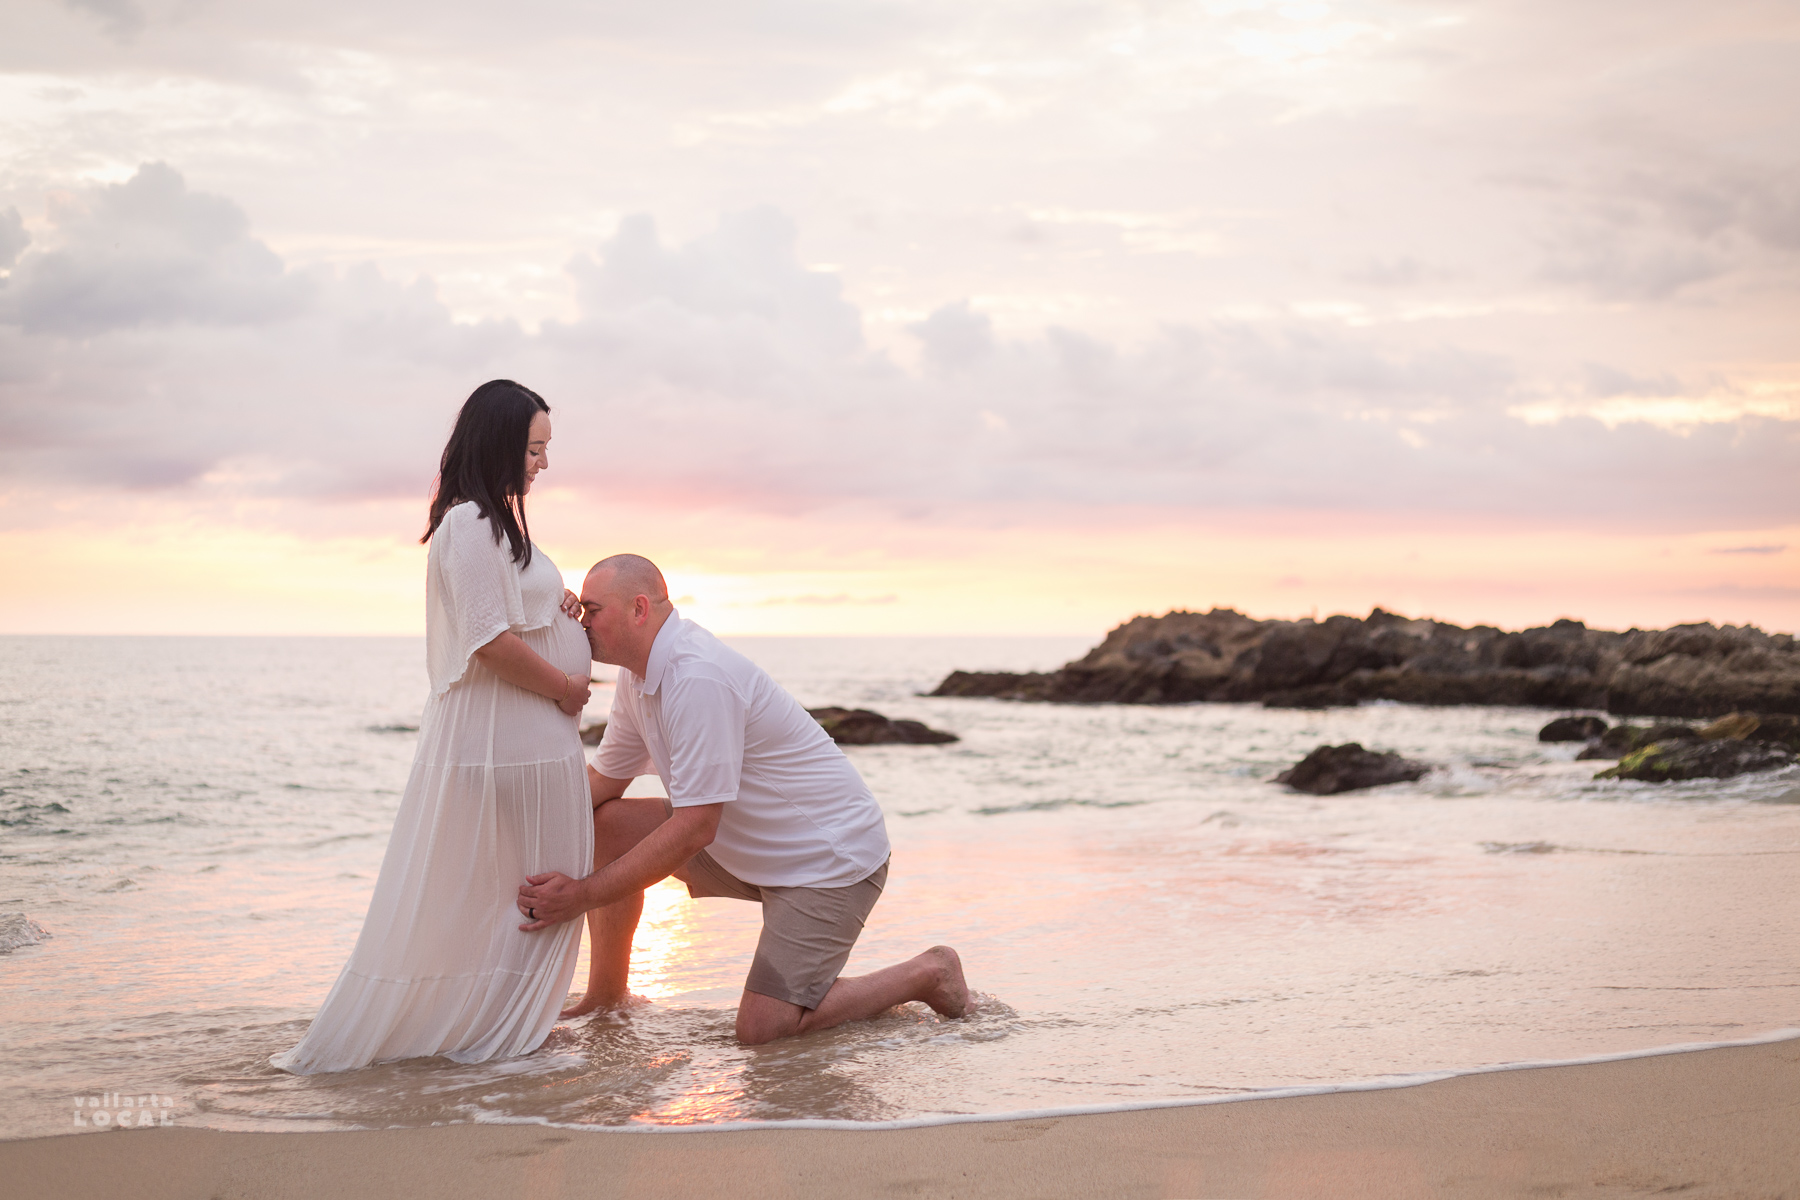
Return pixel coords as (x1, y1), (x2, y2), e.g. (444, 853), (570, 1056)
(422, 380), (550, 565)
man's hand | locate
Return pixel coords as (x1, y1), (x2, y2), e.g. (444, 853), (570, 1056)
(516, 803), (724, 935)
(560, 588), (582, 620)
(517, 872), (589, 932)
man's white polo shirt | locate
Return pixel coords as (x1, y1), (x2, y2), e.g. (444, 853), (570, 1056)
(595, 613), (891, 889)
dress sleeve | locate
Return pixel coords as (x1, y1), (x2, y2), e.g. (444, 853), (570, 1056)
(426, 503), (528, 695)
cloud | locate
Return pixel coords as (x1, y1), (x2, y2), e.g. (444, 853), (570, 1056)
(0, 168), (1796, 536)
(1525, 148), (1800, 302)
(909, 300), (993, 371)
(1, 164), (312, 336)
(567, 209), (862, 360)
(1341, 257), (1453, 290)
(61, 0), (145, 41)
(0, 166), (514, 491)
(1709, 544), (1786, 555)
(0, 208), (28, 272)
(1539, 230), (1725, 301)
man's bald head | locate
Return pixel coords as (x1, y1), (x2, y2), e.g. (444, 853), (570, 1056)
(587, 554), (671, 609)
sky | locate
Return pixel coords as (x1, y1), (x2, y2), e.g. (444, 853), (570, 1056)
(1, 0), (1796, 638)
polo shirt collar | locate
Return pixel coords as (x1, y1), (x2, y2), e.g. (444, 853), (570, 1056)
(638, 609), (682, 697)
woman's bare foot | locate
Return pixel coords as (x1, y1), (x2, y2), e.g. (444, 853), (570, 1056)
(920, 945), (969, 1019)
(560, 990), (630, 1019)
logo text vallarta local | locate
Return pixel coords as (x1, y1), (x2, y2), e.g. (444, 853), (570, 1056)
(74, 1094), (178, 1127)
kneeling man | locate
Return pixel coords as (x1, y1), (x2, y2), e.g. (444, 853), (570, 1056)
(518, 554), (968, 1044)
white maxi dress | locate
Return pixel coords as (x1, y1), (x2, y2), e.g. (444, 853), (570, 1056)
(272, 501), (594, 1074)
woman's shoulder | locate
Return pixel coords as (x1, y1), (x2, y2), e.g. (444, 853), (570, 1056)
(437, 500), (491, 537)
(443, 499), (485, 524)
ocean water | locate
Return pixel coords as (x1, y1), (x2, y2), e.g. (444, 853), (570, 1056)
(2, 633), (1798, 1139)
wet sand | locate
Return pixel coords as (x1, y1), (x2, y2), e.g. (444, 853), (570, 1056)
(9, 1038), (1797, 1199)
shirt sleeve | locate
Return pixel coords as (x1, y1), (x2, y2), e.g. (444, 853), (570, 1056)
(428, 504), (528, 694)
(662, 674), (745, 807)
(594, 689), (656, 781)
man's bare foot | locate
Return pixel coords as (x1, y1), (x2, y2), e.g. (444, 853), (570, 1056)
(920, 945), (969, 1019)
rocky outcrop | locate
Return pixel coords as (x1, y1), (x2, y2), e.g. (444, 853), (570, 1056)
(1540, 716), (1609, 742)
(807, 708), (959, 745)
(1595, 740), (1794, 783)
(577, 710), (958, 748)
(1605, 626), (1800, 717)
(928, 608), (1799, 718)
(1275, 743), (1431, 795)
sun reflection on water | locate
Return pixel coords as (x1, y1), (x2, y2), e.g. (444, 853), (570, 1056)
(642, 1081), (746, 1125)
(628, 878), (704, 999)
(567, 878), (703, 1002)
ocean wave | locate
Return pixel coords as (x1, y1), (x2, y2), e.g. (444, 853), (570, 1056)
(0, 913), (51, 953)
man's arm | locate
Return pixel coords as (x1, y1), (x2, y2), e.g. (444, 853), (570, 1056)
(516, 800), (722, 932)
(588, 764), (629, 808)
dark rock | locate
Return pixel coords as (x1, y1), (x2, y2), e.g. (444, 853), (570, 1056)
(1251, 620), (1355, 692)
(808, 708), (959, 745)
(927, 609), (1799, 716)
(1575, 723), (1700, 760)
(579, 721), (607, 746)
(1594, 739), (1794, 783)
(1263, 684), (1358, 709)
(1756, 714), (1800, 751)
(1539, 715), (1609, 742)
(929, 670), (1061, 702)
(1275, 743), (1431, 795)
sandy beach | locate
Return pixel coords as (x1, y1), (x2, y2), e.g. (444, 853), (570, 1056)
(9, 1037), (1797, 1199)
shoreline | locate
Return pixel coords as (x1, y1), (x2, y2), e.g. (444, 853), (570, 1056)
(488, 1025), (1800, 1134)
(10, 1038), (1799, 1199)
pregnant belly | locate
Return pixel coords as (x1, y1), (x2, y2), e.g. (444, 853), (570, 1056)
(522, 616), (594, 679)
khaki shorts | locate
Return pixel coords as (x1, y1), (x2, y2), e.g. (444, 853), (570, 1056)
(664, 801), (887, 1009)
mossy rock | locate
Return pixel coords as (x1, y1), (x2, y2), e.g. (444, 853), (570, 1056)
(1576, 722), (1699, 760)
(1595, 739), (1793, 782)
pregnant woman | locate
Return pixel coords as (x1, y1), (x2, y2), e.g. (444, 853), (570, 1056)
(273, 380), (595, 1073)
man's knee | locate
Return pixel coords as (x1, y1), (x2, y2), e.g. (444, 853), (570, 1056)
(593, 796), (664, 860)
(735, 991), (805, 1044)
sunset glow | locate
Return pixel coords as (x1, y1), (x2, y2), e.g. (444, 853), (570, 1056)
(1, 0), (1795, 637)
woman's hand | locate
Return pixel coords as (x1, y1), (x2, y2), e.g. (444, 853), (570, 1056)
(560, 588), (582, 620)
(558, 674), (592, 716)
(474, 632), (592, 712)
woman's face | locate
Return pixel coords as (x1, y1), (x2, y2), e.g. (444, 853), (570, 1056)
(522, 411), (551, 493)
